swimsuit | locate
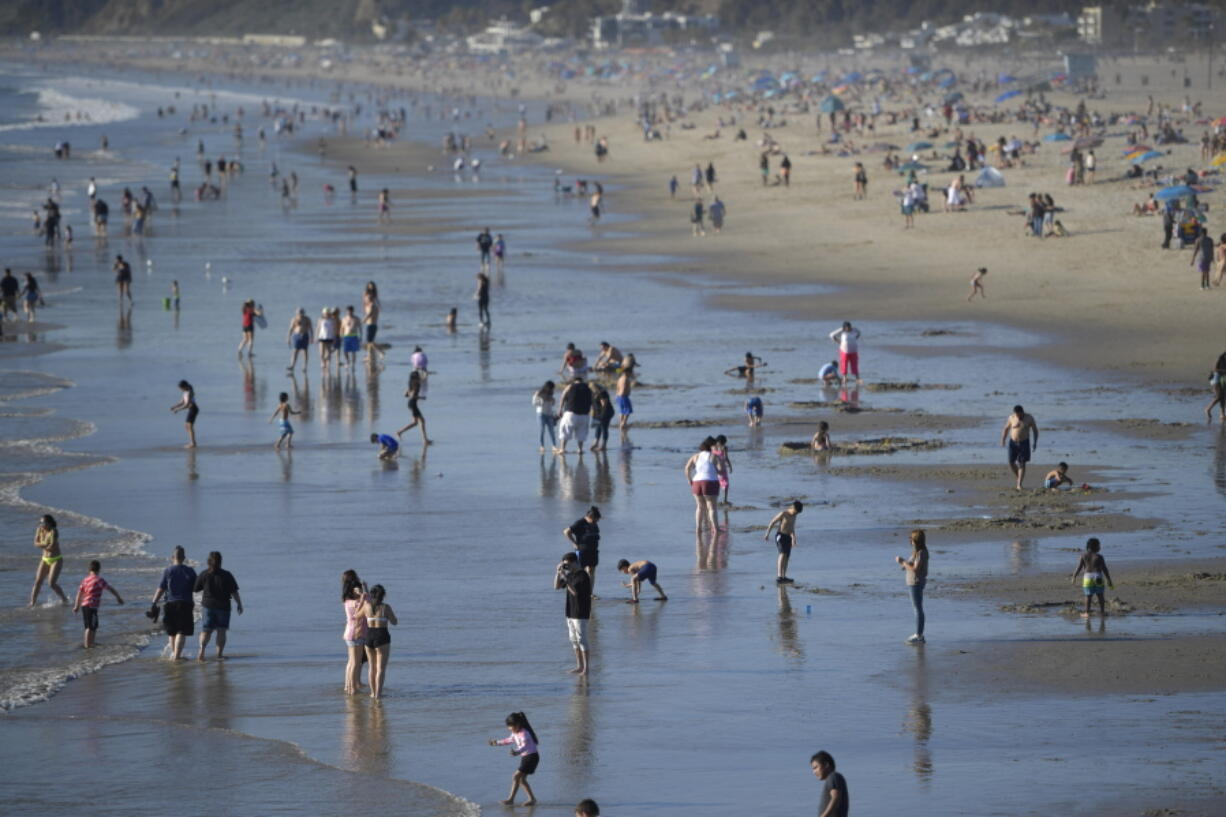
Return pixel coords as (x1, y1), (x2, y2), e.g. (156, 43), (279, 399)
(1082, 571), (1106, 596)
(775, 532), (793, 556)
(42, 554), (62, 566)
(1007, 438), (1031, 465)
(278, 419), (293, 435)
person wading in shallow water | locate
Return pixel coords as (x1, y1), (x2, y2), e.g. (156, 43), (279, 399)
(1000, 404), (1039, 490)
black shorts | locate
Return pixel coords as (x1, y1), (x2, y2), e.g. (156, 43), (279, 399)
(577, 547), (599, 569)
(517, 752), (540, 775)
(365, 628), (391, 649)
(81, 606), (99, 631)
(186, 405), (199, 424)
(1007, 439), (1031, 466)
(408, 398), (423, 420)
(775, 533), (793, 556)
(365, 324), (378, 343)
(162, 600), (194, 637)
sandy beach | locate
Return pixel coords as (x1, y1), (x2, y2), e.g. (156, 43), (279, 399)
(1, 39), (1225, 816)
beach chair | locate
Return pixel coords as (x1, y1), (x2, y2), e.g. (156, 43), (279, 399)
(1178, 218), (1200, 248)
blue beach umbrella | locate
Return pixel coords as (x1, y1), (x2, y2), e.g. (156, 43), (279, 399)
(998, 74), (1017, 83)
(1130, 150), (1163, 163)
(1044, 132), (1071, 142)
(1154, 184), (1196, 200)
(905, 141), (934, 152)
(944, 91), (963, 103)
(897, 161), (929, 173)
(819, 95), (845, 113)
(995, 89), (1022, 103)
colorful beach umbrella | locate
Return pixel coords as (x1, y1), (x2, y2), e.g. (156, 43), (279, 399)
(818, 95), (845, 113)
(995, 89), (1022, 103)
(1123, 144), (1151, 155)
(1211, 153), (1226, 167)
(1214, 116), (1226, 127)
(1131, 150), (1163, 163)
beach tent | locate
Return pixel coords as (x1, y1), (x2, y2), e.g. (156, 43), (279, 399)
(1044, 132), (1071, 142)
(976, 166), (1006, 187)
(995, 89), (1022, 103)
(819, 95), (845, 113)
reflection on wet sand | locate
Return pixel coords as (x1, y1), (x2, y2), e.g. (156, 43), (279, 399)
(1214, 427), (1226, 500)
(538, 454), (558, 498)
(774, 585), (804, 662)
(1008, 538), (1037, 575)
(902, 649), (932, 783)
(116, 304), (132, 348)
(591, 450), (613, 503)
(289, 372), (311, 420)
(477, 326), (491, 381)
(364, 358), (381, 422)
(558, 454), (591, 503)
(277, 448), (293, 481)
(563, 681), (595, 779)
(342, 695), (391, 778)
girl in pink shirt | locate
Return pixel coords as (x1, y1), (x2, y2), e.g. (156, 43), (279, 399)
(488, 711), (540, 805)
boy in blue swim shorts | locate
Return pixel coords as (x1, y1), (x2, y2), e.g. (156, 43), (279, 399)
(371, 432), (399, 460)
(616, 559), (667, 603)
(1070, 537), (1114, 618)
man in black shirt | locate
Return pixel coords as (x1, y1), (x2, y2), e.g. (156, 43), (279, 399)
(476, 228), (494, 271)
(811, 750), (849, 817)
(192, 550), (243, 662)
(564, 506), (601, 595)
(554, 552), (592, 676)
(0, 268), (19, 319)
(555, 376), (593, 455)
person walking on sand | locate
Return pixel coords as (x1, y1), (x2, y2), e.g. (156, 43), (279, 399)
(170, 380), (199, 448)
(709, 195), (726, 233)
(151, 546), (197, 660)
(533, 380), (557, 452)
(29, 514), (67, 607)
(113, 254), (133, 303)
(684, 437), (724, 532)
(895, 529), (929, 645)
(20, 273), (40, 322)
(396, 369), (431, 445)
(764, 501), (803, 584)
(854, 162), (868, 199)
(286, 308), (313, 372)
(1206, 351), (1226, 423)
(489, 712), (540, 806)
(967, 267), (987, 301)
(1191, 227), (1214, 290)
(237, 300), (261, 357)
(1000, 404), (1039, 490)
(1071, 537), (1114, 619)
(316, 307), (337, 373)
(829, 322), (862, 386)
(691, 197), (706, 236)
(360, 584), (397, 699)
(73, 559), (124, 649)
(193, 550), (242, 662)
(565, 506), (602, 595)
(269, 391), (300, 449)
(811, 751), (849, 817)
(617, 559), (667, 603)
(475, 271), (491, 327)
(714, 434), (733, 504)
(554, 552), (592, 676)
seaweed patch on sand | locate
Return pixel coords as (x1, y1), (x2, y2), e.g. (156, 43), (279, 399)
(779, 437), (945, 456)
(862, 381), (962, 392)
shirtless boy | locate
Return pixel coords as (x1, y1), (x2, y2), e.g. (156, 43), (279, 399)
(593, 342), (623, 372)
(764, 501), (804, 583)
(616, 559), (668, 603)
(1044, 462), (1073, 490)
(615, 364), (634, 430)
(1070, 537), (1114, 618)
(1000, 405), (1039, 490)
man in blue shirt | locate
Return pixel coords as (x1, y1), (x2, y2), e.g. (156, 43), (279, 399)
(151, 546), (197, 660)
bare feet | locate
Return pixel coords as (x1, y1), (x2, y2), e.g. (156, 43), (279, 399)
(523, 799), (537, 806)
(567, 667), (583, 674)
(500, 799), (515, 806)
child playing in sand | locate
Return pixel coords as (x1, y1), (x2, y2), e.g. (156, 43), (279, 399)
(617, 559), (668, 603)
(73, 559), (124, 648)
(745, 395), (763, 427)
(489, 712), (539, 806)
(819, 360), (840, 385)
(269, 392), (300, 449)
(1044, 462), (1073, 490)
(714, 435), (733, 504)
(370, 432), (399, 460)
(1070, 537), (1114, 618)
(967, 267), (987, 301)
(764, 501), (804, 584)
(811, 421), (832, 452)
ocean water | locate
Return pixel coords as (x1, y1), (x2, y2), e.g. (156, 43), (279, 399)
(0, 63), (1223, 816)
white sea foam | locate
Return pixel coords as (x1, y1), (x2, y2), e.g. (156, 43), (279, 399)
(0, 632), (151, 711)
(0, 87), (141, 134)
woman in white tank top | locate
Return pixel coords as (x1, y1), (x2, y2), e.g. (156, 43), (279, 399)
(684, 436), (724, 532)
